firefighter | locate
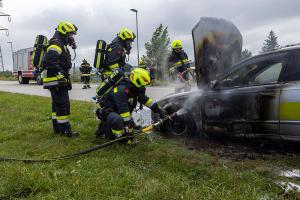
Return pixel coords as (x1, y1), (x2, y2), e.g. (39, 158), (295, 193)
(100, 27), (135, 79)
(95, 68), (167, 144)
(42, 21), (79, 137)
(79, 59), (92, 89)
(138, 59), (157, 86)
(168, 39), (191, 93)
(138, 59), (147, 70)
(96, 28), (136, 99)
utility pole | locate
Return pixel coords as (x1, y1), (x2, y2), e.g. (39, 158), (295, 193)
(0, 46), (4, 72)
(0, 0), (11, 71)
(0, 0), (11, 36)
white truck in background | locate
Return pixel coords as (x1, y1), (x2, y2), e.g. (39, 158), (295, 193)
(12, 47), (43, 84)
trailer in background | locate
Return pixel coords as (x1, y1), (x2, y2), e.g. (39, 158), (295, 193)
(12, 47), (43, 85)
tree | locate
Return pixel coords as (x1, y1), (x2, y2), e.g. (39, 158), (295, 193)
(261, 30), (280, 52)
(241, 49), (252, 60)
(143, 24), (171, 79)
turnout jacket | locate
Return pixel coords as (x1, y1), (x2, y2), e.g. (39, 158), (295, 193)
(102, 79), (160, 124)
(79, 62), (92, 76)
(105, 37), (126, 71)
(43, 33), (72, 78)
(168, 50), (190, 73)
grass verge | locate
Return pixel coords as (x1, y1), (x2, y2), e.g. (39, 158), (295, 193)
(0, 91), (299, 199)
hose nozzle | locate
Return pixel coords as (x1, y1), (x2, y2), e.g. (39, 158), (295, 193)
(141, 112), (178, 133)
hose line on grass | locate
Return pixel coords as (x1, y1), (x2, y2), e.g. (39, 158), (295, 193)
(0, 135), (134, 163)
(0, 114), (175, 163)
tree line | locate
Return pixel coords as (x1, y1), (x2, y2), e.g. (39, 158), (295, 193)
(143, 25), (281, 80)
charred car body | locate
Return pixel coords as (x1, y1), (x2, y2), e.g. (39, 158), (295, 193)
(154, 17), (300, 142)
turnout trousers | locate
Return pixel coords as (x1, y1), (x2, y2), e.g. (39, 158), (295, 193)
(50, 87), (71, 134)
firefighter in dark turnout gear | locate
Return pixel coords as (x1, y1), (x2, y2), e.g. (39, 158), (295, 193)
(96, 28), (136, 100)
(80, 59), (92, 89)
(104, 28), (135, 77)
(168, 39), (191, 93)
(42, 21), (79, 137)
(95, 68), (167, 144)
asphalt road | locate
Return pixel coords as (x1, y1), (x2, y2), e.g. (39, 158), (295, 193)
(0, 80), (176, 102)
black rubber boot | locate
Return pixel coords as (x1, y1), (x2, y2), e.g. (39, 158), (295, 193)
(52, 119), (60, 134)
(82, 85), (87, 89)
(59, 122), (79, 138)
(87, 84), (91, 88)
(95, 122), (107, 139)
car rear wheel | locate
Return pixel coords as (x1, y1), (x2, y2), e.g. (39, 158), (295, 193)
(18, 73), (29, 84)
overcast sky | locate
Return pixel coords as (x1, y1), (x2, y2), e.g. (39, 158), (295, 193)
(1, 0), (300, 71)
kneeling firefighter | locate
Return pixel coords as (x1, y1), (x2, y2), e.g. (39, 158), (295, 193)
(42, 21), (79, 137)
(95, 28), (136, 102)
(80, 59), (92, 89)
(168, 39), (191, 93)
(95, 68), (167, 144)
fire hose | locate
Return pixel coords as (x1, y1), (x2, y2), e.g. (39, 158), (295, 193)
(0, 113), (177, 163)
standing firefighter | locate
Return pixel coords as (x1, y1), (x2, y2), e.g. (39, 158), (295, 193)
(168, 39), (191, 93)
(95, 68), (167, 144)
(95, 28), (136, 101)
(42, 21), (79, 137)
(80, 59), (92, 89)
(139, 59), (156, 86)
(138, 59), (148, 70)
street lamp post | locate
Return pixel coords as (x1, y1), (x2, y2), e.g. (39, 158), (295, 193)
(130, 8), (139, 67)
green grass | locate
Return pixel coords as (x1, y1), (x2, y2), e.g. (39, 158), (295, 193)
(0, 71), (16, 81)
(0, 91), (299, 199)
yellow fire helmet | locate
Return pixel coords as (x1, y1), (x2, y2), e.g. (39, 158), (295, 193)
(139, 59), (145, 66)
(118, 28), (136, 41)
(57, 21), (78, 35)
(130, 68), (151, 87)
(171, 39), (183, 49)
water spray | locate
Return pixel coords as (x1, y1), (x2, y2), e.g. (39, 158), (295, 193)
(142, 109), (187, 133)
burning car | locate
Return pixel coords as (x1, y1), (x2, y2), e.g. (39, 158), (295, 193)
(153, 17), (300, 142)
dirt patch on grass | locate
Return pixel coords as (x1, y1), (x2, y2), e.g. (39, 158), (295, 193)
(177, 136), (300, 161)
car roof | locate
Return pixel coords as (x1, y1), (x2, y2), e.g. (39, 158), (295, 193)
(238, 44), (300, 65)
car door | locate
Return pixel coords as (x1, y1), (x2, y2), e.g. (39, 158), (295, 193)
(278, 49), (300, 142)
(202, 52), (286, 139)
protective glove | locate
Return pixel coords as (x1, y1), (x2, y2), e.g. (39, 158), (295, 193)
(124, 119), (134, 136)
(169, 67), (175, 73)
(124, 126), (133, 135)
(150, 102), (168, 119)
(124, 126), (134, 144)
(134, 125), (142, 130)
(33, 68), (39, 76)
(92, 96), (97, 101)
(95, 108), (104, 121)
(66, 76), (72, 90)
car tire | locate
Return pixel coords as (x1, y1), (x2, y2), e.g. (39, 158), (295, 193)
(153, 103), (198, 137)
(18, 73), (29, 84)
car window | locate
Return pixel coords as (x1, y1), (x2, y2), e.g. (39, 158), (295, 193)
(218, 63), (259, 88)
(219, 60), (283, 89)
(251, 63), (282, 85)
(279, 50), (300, 82)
